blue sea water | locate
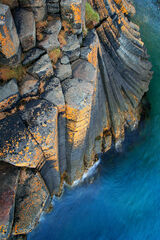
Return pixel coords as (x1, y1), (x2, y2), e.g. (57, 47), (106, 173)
(28, 1), (160, 239)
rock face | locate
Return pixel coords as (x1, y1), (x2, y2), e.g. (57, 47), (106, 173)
(38, 19), (61, 52)
(0, 4), (20, 65)
(0, 162), (19, 240)
(14, 9), (36, 51)
(0, 0), (152, 238)
(12, 168), (50, 235)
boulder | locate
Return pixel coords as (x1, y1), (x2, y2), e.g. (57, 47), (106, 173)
(19, 0), (47, 22)
(0, 79), (19, 112)
(12, 168), (50, 235)
(0, 162), (19, 240)
(0, 112), (44, 168)
(27, 54), (54, 80)
(19, 74), (39, 97)
(38, 19), (61, 52)
(62, 34), (80, 61)
(0, 4), (21, 65)
(20, 99), (58, 167)
(42, 77), (65, 112)
(55, 62), (72, 81)
(22, 48), (45, 66)
(14, 9), (36, 52)
(72, 59), (96, 83)
(20, 99), (60, 194)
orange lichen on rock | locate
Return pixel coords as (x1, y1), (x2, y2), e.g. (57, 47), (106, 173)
(87, 44), (98, 68)
(71, 3), (82, 24)
(0, 24), (17, 58)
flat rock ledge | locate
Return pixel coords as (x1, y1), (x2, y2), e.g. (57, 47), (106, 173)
(0, 0), (152, 239)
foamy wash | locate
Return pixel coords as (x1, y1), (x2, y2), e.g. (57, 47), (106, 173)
(0, 0), (156, 239)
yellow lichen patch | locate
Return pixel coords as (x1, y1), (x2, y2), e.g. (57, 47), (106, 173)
(71, 3), (82, 24)
(58, 30), (67, 48)
(48, 48), (62, 68)
(0, 65), (26, 82)
(36, 20), (48, 41)
(0, 25), (17, 58)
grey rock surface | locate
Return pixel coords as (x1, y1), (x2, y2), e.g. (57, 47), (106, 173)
(22, 48), (45, 66)
(62, 34), (80, 61)
(19, 74), (39, 97)
(55, 62), (72, 81)
(38, 19), (61, 52)
(27, 54), (54, 80)
(0, 79), (19, 112)
(14, 9), (36, 51)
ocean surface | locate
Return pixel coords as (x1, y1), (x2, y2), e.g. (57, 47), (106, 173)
(28, 1), (160, 239)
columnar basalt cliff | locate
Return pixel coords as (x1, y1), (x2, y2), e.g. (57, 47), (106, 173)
(0, 0), (152, 239)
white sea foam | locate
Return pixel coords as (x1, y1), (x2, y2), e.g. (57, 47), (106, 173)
(71, 159), (101, 187)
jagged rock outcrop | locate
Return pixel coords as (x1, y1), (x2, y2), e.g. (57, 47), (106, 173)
(0, 0), (152, 238)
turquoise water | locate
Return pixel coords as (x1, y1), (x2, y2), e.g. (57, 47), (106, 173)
(29, 1), (160, 239)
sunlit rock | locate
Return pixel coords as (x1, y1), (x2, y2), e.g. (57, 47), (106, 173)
(0, 4), (20, 65)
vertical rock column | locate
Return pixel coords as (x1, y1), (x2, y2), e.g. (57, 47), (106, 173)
(0, 3), (21, 65)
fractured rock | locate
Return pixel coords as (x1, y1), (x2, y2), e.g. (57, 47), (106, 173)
(38, 19), (61, 52)
(27, 54), (54, 80)
(42, 77), (65, 112)
(12, 168), (50, 235)
(20, 99), (60, 194)
(62, 34), (80, 61)
(22, 48), (45, 66)
(19, 74), (39, 97)
(0, 162), (19, 240)
(55, 62), (72, 81)
(0, 79), (19, 112)
(0, 112), (44, 168)
(0, 4), (21, 65)
(14, 9), (36, 52)
(20, 99), (58, 168)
